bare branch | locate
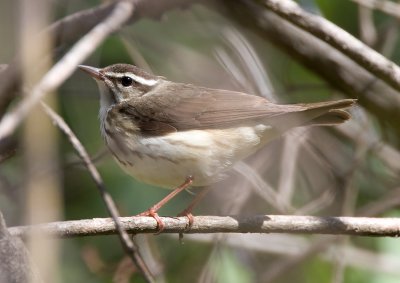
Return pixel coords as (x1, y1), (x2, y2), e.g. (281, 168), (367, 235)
(357, 187), (400, 216)
(187, 233), (400, 277)
(0, 212), (43, 283)
(350, 0), (400, 20)
(0, 0), (198, 117)
(221, 0), (400, 135)
(0, 1), (134, 141)
(40, 102), (155, 283)
(47, 0), (198, 48)
(357, 4), (377, 46)
(9, 215), (400, 238)
(262, 237), (336, 283)
(277, 128), (308, 206)
(261, 0), (400, 92)
(338, 120), (400, 174)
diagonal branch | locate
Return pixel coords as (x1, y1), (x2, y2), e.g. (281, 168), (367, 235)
(349, 0), (400, 20)
(40, 102), (155, 283)
(0, 0), (198, 117)
(9, 215), (400, 237)
(0, 1), (135, 141)
(221, 0), (400, 136)
(261, 0), (400, 92)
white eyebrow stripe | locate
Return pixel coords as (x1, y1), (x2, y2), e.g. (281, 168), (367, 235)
(130, 74), (159, 86)
(109, 72), (159, 86)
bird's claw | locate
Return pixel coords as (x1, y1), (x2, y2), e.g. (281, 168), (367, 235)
(137, 208), (165, 234)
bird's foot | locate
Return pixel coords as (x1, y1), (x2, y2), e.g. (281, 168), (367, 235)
(137, 208), (164, 234)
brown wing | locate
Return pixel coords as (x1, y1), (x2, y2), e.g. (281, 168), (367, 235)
(113, 81), (355, 136)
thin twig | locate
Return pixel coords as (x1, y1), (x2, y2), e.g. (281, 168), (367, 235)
(261, 182), (400, 281)
(338, 121), (400, 174)
(357, 187), (400, 217)
(233, 162), (293, 213)
(0, 0), (134, 141)
(332, 140), (367, 283)
(263, 237), (338, 283)
(0, 0), (198, 118)
(277, 128), (308, 206)
(349, 0), (400, 20)
(9, 215), (400, 237)
(262, 0), (400, 92)
(357, 4), (377, 46)
(188, 233), (400, 276)
(40, 103), (155, 283)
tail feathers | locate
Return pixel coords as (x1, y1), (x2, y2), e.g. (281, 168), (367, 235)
(299, 99), (356, 111)
(270, 99), (356, 130)
(305, 109), (351, 126)
(303, 99), (356, 126)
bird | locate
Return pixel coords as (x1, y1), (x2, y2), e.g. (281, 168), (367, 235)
(79, 63), (356, 231)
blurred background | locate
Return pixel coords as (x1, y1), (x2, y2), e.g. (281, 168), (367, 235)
(1, 0), (400, 282)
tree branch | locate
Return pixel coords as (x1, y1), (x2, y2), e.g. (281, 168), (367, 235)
(0, 212), (43, 283)
(349, 0), (400, 20)
(221, 0), (400, 136)
(0, 1), (135, 141)
(40, 102), (155, 282)
(0, 0), (198, 120)
(261, 0), (400, 92)
(9, 215), (400, 237)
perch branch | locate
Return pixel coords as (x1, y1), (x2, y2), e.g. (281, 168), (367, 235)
(9, 215), (400, 237)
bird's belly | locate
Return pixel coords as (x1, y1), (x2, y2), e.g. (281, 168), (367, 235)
(106, 126), (273, 188)
(120, 153), (214, 188)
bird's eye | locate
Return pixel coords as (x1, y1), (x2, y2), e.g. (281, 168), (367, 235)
(120, 76), (133, 87)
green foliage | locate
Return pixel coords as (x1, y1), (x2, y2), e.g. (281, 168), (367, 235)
(211, 248), (253, 283)
(315, 0), (359, 35)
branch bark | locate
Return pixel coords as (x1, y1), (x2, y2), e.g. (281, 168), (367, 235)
(0, 212), (43, 283)
(220, 0), (400, 136)
(349, 0), (400, 20)
(41, 103), (155, 282)
(9, 215), (400, 238)
(0, 0), (198, 119)
(261, 0), (400, 92)
(0, 1), (135, 140)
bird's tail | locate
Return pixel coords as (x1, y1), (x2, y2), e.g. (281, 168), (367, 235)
(302, 99), (356, 126)
(270, 99), (356, 131)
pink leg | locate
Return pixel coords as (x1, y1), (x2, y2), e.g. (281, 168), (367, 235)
(137, 176), (194, 232)
(177, 186), (211, 228)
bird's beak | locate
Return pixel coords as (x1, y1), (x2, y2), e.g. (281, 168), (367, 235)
(78, 65), (104, 81)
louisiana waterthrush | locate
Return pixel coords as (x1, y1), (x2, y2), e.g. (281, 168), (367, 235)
(79, 63), (355, 230)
